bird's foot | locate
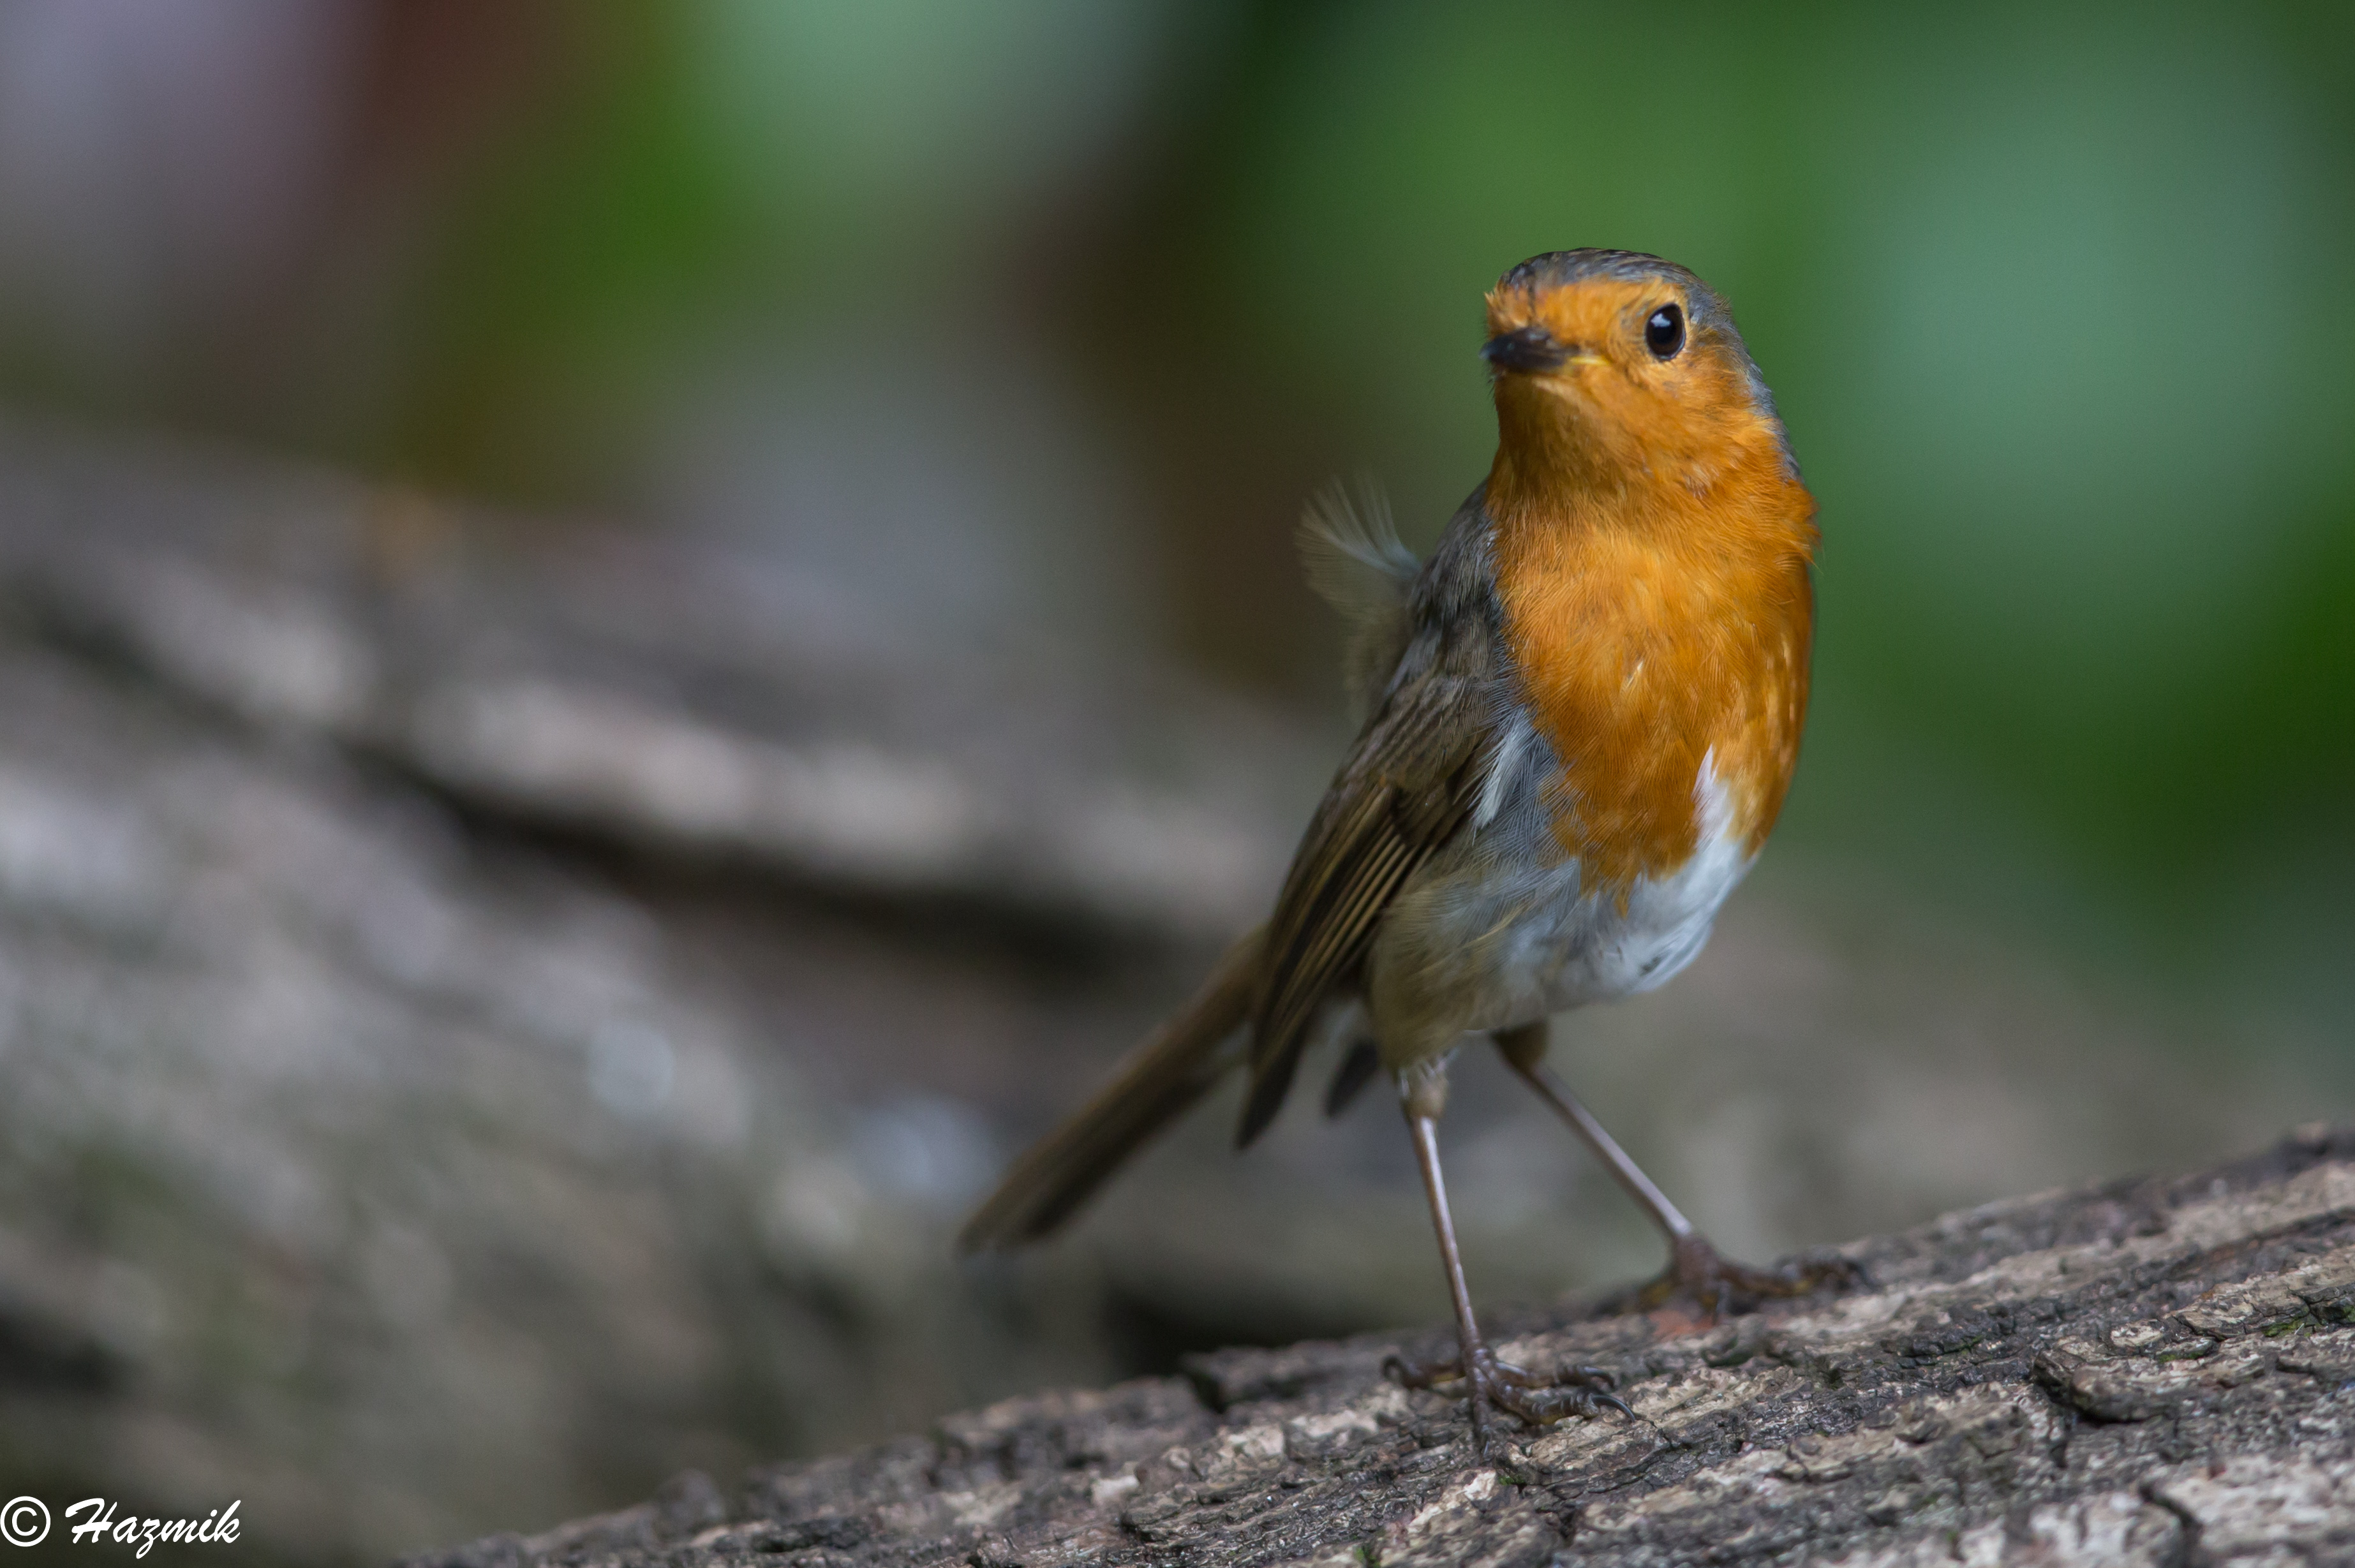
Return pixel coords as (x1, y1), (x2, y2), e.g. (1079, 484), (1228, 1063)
(1383, 1345), (1630, 1452)
(1623, 1234), (1866, 1322)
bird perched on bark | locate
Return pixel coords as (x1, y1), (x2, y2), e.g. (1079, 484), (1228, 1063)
(962, 249), (1846, 1451)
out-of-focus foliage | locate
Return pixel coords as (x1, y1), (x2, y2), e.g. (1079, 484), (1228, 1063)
(3, 2), (2348, 1009)
(1211, 5), (2355, 865)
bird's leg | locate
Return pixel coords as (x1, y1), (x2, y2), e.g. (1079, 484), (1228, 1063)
(1383, 1063), (1629, 1451)
(1494, 1023), (1863, 1320)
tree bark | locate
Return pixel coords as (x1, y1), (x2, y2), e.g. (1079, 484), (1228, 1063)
(409, 1125), (2355, 1567)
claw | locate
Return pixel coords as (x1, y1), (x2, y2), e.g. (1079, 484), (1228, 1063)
(1497, 1380), (1633, 1425)
(1385, 1347), (1631, 1439)
(1626, 1236), (1867, 1322)
(1383, 1350), (1455, 1391)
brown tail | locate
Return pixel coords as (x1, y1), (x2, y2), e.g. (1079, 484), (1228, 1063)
(957, 926), (1263, 1252)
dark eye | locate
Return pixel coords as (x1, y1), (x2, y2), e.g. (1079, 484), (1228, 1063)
(1644, 302), (1685, 359)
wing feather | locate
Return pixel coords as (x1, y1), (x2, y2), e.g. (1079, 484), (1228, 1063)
(1236, 674), (1490, 1144)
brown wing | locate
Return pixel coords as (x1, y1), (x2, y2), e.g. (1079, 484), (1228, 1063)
(1236, 672), (1490, 1146)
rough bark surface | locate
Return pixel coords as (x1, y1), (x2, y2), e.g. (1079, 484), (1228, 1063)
(413, 1126), (2355, 1568)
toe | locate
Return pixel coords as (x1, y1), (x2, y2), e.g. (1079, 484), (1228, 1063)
(1627, 1237), (1869, 1322)
(1494, 1381), (1633, 1426)
(1384, 1351), (1465, 1391)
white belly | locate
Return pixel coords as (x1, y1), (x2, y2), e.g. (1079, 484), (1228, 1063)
(1365, 749), (1755, 1065)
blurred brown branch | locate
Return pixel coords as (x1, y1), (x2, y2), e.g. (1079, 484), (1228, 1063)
(0, 420), (1310, 942)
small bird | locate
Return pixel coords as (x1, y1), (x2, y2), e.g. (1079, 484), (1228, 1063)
(962, 249), (1843, 1450)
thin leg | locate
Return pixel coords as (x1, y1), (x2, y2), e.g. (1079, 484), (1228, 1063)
(1385, 1073), (1629, 1449)
(1496, 1026), (1695, 1244)
(1407, 1107), (1499, 1449)
(1495, 1023), (1863, 1319)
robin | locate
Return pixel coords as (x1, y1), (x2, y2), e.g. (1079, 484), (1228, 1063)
(962, 249), (1845, 1449)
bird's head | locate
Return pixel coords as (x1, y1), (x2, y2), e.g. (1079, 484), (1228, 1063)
(1481, 250), (1797, 510)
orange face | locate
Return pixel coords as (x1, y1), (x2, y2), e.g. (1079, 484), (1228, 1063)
(1480, 253), (1818, 894)
(1482, 267), (1791, 506)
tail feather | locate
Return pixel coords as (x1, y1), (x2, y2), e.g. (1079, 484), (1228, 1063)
(957, 926), (1263, 1252)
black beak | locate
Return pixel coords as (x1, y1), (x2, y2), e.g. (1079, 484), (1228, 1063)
(1481, 325), (1570, 373)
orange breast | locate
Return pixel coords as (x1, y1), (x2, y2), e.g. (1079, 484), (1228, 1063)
(1490, 466), (1816, 894)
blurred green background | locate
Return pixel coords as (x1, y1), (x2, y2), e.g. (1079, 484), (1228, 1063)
(3, 0), (2350, 1027)
(0, 2), (2351, 1555)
